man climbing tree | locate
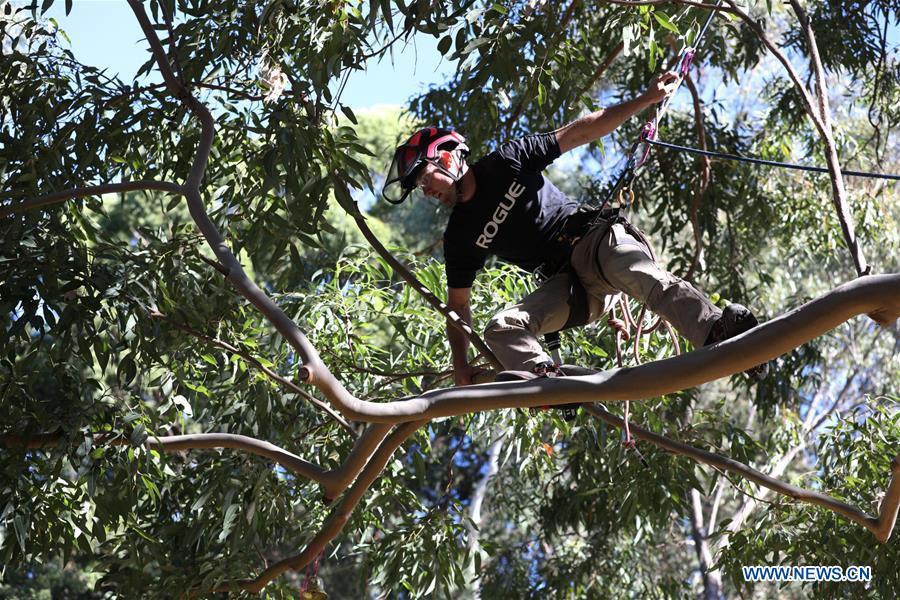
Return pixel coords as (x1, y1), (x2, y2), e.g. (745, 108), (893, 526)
(3, 0), (898, 596)
(383, 72), (768, 394)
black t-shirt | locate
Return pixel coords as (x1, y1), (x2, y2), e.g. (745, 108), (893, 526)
(443, 133), (579, 288)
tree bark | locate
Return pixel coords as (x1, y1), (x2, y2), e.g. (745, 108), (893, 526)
(465, 436), (504, 598)
(689, 489), (722, 600)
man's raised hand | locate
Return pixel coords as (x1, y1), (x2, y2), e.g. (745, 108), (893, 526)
(642, 71), (681, 105)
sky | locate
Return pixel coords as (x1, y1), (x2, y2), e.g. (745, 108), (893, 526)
(44, 0), (455, 109)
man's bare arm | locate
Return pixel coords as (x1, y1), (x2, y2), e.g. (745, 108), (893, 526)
(554, 72), (680, 154)
(447, 287), (480, 386)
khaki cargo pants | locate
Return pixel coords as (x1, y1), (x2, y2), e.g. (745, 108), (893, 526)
(484, 220), (722, 371)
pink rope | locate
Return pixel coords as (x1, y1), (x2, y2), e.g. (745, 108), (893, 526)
(664, 320), (681, 356)
(617, 295), (636, 330)
(635, 120), (657, 168)
(608, 307), (636, 450)
(301, 549), (324, 593)
(633, 305), (648, 364)
(622, 399), (635, 450)
(679, 48), (696, 76)
(607, 305), (631, 341)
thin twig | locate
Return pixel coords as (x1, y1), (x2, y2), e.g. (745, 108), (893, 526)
(681, 70), (711, 282)
(149, 310), (357, 438)
(583, 404), (900, 542)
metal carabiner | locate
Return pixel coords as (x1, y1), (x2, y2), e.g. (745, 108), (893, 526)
(618, 187), (635, 206)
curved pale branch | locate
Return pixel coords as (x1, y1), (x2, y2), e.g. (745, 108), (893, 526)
(123, 0), (364, 421)
(300, 274), (899, 422)
(349, 210), (503, 371)
(321, 423), (392, 501)
(720, 0), (867, 275)
(0, 431), (328, 485)
(583, 404), (900, 542)
(0, 181), (183, 219)
(206, 420), (426, 595)
(1, 423), (391, 502)
(146, 433), (326, 480)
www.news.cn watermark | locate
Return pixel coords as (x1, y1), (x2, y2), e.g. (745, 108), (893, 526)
(742, 565), (872, 582)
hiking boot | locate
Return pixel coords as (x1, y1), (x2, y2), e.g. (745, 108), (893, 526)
(704, 303), (769, 381)
(496, 362), (580, 420)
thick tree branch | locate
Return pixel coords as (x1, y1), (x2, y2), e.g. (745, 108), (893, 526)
(584, 404), (900, 542)
(0, 181), (183, 219)
(206, 420), (426, 594)
(349, 210), (504, 372)
(299, 274), (899, 423)
(322, 423), (392, 502)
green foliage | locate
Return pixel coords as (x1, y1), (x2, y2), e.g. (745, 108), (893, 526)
(1, 0), (898, 598)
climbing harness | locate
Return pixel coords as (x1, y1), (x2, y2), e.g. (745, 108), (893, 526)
(535, 3), (724, 450)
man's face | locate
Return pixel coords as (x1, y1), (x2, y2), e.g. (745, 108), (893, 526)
(415, 161), (457, 207)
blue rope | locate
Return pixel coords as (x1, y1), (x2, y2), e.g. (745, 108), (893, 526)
(647, 139), (900, 181)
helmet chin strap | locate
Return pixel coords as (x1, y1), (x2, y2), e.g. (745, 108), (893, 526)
(445, 150), (466, 204)
(454, 179), (464, 205)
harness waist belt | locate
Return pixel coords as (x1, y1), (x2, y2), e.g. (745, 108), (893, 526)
(533, 206), (621, 282)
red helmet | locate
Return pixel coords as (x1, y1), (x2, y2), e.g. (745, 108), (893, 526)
(382, 127), (469, 204)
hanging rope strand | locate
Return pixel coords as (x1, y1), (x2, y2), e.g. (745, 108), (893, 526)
(648, 139), (900, 181)
(601, 1), (724, 208)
